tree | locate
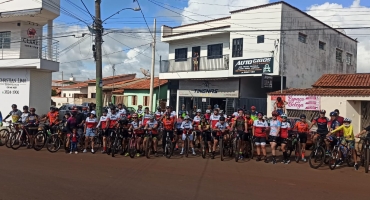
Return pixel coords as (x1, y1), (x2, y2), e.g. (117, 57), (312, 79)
(51, 89), (57, 96)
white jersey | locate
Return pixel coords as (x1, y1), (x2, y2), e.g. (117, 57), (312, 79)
(118, 108), (127, 117)
(181, 121), (193, 129)
(21, 112), (30, 123)
(146, 120), (158, 129)
(215, 122), (229, 131)
(193, 116), (201, 123)
(96, 116), (108, 128)
(131, 120), (142, 129)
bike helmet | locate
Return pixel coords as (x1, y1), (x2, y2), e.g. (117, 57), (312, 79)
(272, 111), (279, 116)
(329, 111), (338, 117)
(281, 114), (287, 119)
(157, 107), (161, 110)
(300, 114), (306, 119)
(149, 115), (155, 120)
(319, 109), (326, 114)
(343, 118), (352, 123)
(90, 111), (96, 115)
(30, 108), (36, 112)
(184, 116), (190, 120)
(196, 109), (202, 113)
(103, 109), (108, 113)
(219, 116), (226, 121)
(206, 110), (211, 114)
(23, 105), (29, 110)
(11, 104), (17, 108)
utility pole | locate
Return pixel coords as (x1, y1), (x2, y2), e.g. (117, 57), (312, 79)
(61, 71), (64, 82)
(149, 18), (156, 112)
(280, 32), (285, 93)
(112, 64), (115, 103)
(95, 0), (103, 117)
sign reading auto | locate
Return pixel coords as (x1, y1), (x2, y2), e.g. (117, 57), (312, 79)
(22, 28), (39, 49)
(233, 57), (273, 74)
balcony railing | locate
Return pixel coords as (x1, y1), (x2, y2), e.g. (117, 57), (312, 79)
(160, 54), (229, 73)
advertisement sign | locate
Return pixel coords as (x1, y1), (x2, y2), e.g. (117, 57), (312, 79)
(179, 79), (239, 98)
(22, 28), (39, 49)
(261, 74), (273, 88)
(233, 57), (273, 74)
(270, 95), (286, 112)
(285, 95), (320, 111)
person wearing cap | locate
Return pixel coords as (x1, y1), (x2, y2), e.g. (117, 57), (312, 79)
(334, 109), (344, 125)
(144, 115), (159, 156)
(250, 106), (258, 121)
(83, 112), (98, 154)
(25, 108), (39, 148)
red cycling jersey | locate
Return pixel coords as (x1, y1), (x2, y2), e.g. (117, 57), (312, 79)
(85, 117), (97, 128)
(253, 119), (268, 137)
(210, 114), (220, 129)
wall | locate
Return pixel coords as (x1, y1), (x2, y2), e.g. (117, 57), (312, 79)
(0, 69), (30, 114)
(0, 23), (21, 59)
(61, 88), (86, 98)
(88, 85), (96, 98)
(74, 98), (96, 105)
(29, 70), (51, 115)
(19, 23), (42, 59)
(281, 4), (357, 88)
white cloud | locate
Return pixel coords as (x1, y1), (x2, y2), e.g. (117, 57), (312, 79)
(306, 0), (370, 73)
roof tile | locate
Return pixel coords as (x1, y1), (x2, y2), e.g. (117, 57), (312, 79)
(59, 82), (88, 89)
(121, 78), (168, 90)
(313, 74), (370, 88)
(268, 88), (370, 96)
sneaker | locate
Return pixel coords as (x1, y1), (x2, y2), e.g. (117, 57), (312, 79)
(75, 151), (78, 154)
(192, 152), (196, 156)
(155, 153), (158, 157)
(83, 149), (87, 153)
(301, 158), (307, 162)
(101, 150), (106, 154)
(180, 151), (184, 155)
(91, 149), (95, 154)
(69, 152), (72, 154)
(264, 157), (269, 163)
(354, 164), (359, 171)
(136, 153), (140, 157)
(285, 160), (291, 164)
(281, 160), (285, 164)
(125, 153), (129, 157)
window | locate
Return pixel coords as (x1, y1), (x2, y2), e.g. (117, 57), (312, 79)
(319, 41), (325, 50)
(336, 49), (343, 62)
(143, 96), (150, 106)
(175, 48), (187, 62)
(131, 95), (137, 105)
(69, 93), (71, 97)
(91, 93), (96, 98)
(0, 31), (11, 49)
(63, 93), (66, 97)
(207, 43), (223, 59)
(298, 33), (307, 43)
(346, 53), (352, 65)
(232, 38), (243, 57)
(257, 35), (264, 44)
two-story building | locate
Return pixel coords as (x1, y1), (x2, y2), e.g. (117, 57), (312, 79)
(159, 1), (357, 115)
(0, 0), (60, 114)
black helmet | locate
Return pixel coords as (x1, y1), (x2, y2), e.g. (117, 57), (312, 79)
(110, 106), (116, 110)
(11, 104), (17, 108)
(23, 105), (29, 110)
(157, 107), (161, 110)
(219, 116), (226, 121)
(300, 114), (306, 119)
(50, 106), (56, 110)
(330, 111), (338, 117)
(245, 110), (251, 115)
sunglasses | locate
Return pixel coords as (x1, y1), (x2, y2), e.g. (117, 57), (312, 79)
(258, 114), (263, 116)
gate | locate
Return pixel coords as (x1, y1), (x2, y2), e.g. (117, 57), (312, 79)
(361, 101), (370, 128)
(237, 98), (267, 114)
(287, 109), (319, 122)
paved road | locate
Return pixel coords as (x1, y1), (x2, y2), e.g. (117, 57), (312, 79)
(0, 147), (369, 200)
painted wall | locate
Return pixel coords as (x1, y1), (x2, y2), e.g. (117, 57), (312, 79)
(0, 0), (60, 17)
(61, 88), (87, 98)
(88, 85), (96, 98)
(0, 23), (22, 59)
(125, 86), (168, 111)
(29, 70), (51, 115)
(281, 4), (357, 88)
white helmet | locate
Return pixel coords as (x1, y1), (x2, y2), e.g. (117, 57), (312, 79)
(91, 111), (96, 115)
(196, 109), (202, 113)
(206, 110), (211, 114)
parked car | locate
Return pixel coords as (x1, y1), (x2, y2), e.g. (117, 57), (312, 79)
(58, 104), (83, 120)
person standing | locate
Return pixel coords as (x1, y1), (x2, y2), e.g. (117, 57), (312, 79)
(269, 111), (281, 164)
(83, 112), (97, 154)
(334, 109), (344, 125)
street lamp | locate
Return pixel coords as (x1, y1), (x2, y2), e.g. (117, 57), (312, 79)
(102, 8), (141, 23)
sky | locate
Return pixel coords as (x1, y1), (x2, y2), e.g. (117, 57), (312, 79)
(47, 0), (370, 81)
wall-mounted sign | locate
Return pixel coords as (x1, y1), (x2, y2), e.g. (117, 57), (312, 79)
(179, 79), (239, 98)
(22, 27), (39, 49)
(233, 57), (274, 74)
(285, 95), (320, 111)
(261, 74), (273, 88)
(0, 77), (28, 95)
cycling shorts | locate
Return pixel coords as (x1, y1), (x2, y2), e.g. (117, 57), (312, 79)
(280, 137), (288, 144)
(316, 130), (328, 135)
(254, 137), (266, 146)
(101, 129), (109, 137)
(202, 131), (212, 142)
(342, 139), (355, 149)
(298, 132), (307, 143)
(269, 136), (279, 143)
(237, 130), (249, 141)
(176, 129), (182, 135)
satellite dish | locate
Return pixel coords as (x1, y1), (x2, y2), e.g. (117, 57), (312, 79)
(140, 68), (150, 78)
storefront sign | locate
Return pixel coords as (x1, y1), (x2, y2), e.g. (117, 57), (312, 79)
(261, 74), (273, 88)
(179, 79), (239, 98)
(285, 95), (320, 111)
(0, 77), (28, 95)
(22, 28), (39, 49)
(233, 57), (274, 74)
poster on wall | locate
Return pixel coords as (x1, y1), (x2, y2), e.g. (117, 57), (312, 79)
(233, 57), (274, 74)
(285, 95), (320, 111)
(270, 95), (286, 112)
(178, 79), (239, 98)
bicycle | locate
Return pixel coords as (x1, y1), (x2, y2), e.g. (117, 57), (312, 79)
(163, 130), (174, 159)
(182, 129), (193, 157)
(359, 136), (370, 173)
(128, 133), (138, 158)
(93, 129), (103, 152)
(110, 130), (123, 157)
(0, 122), (15, 148)
(33, 124), (62, 152)
(201, 131), (212, 159)
(10, 123), (35, 150)
(233, 131), (241, 162)
(144, 131), (154, 159)
(308, 134), (327, 169)
(328, 138), (354, 170)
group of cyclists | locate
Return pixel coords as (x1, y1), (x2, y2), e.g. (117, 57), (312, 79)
(1, 101), (370, 172)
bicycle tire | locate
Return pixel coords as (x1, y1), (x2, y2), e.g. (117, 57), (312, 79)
(294, 142), (301, 163)
(146, 138), (152, 159)
(220, 138), (224, 161)
(234, 138), (239, 162)
(129, 139), (136, 158)
(365, 147), (369, 173)
(33, 132), (46, 151)
(346, 148), (353, 167)
(0, 129), (9, 146)
(112, 137), (118, 157)
(228, 139), (233, 158)
(250, 139), (254, 159)
(46, 134), (61, 153)
(10, 131), (23, 150)
(93, 136), (102, 152)
(308, 146), (325, 169)
(185, 137), (189, 158)
(5, 131), (13, 148)
(329, 149), (339, 170)
(165, 139), (173, 159)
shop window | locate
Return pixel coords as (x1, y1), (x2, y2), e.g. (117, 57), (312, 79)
(175, 48), (187, 62)
(298, 33), (307, 43)
(131, 95), (138, 105)
(336, 49), (343, 62)
(319, 41), (325, 50)
(207, 43), (223, 59)
(257, 35), (264, 44)
(346, 53), (352, 65)
(0, 31), (11, 49)
(232, 38), (243, 57)
(143, 96), (150, 106)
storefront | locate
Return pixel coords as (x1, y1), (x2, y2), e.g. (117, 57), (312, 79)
(177, 79), (239, 115)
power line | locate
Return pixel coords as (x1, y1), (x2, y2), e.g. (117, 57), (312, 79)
(80, 0), (95, 20)
(135, 0), (155, 40)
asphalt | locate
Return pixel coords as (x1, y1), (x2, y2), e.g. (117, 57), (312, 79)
(0, 147), (369, 200)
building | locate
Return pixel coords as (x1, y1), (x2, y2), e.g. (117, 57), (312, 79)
(0, 0), (60, 115)
(159, 1), (357, 115)
(111, 77), (168, 111)
(267, 74), (370, 134)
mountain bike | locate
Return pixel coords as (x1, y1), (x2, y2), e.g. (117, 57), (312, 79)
(234, 131), (241, 162)
(128, 133), (137, 158)
(10, 124), (34, 150)
(164, 130), (174, 159)
(329, 138), (353, 170)
(111, 130), (123, 157)
(359, 136), (370, 173)
(144, 131), (153, 159)
(308, 134), (327, 169)
(0, 122), (14, 147)
(182, 129), (192, 158)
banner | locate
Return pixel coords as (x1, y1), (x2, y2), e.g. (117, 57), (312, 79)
(233, 57), (274, 74)
(285, 95), (320, 111)
(270, 95), (286, 112)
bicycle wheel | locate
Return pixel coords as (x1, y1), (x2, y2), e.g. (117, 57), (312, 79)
(185, 137), (189, 158)
(5, 132), (13, 148)
(146, 138), (152, 159)
(11, 131), (23, 150)
(93, 136), (102, 152)
(309, 146), (325, 169)
(328, 149), (339, 170)
(346, 149), (354, 167)
(365, 147), (369, 173)
(0, 129), (9, 146)
(129, 139), (136, 158)
(165, 139), (173, 159)
(33, 132), (46, 151)
(234, 138), (239, 162)
(46, 134), (61, 153)
(111, 138), (118, 157)
(228, 139), (233, 158)
(294, 142), (301, 163)
(220, 138), (224, 161)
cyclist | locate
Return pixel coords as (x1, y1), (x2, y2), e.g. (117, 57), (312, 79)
(274, 97), (286, 115)
(162, 106), (176, 120)
(180, 116), (195, 155)
(4, 104), (22, 131)
(328, 111), (341, 151)
(175, 114), (183, 151)
(211, 116), (229, 159)
(231, 108), (248, 160)
(143, 115), (159, 157)
(310, 110), (330, 154)
(355, 125), (370, 138)
(328, 118), (358, 170)
(43, 107), (60, 134)
(136, 105), (144, 119)
(205, 105), (212, 114)
(210, 108), (221, 132)
(130, 113), (143, 157)
(199, 116), (211, 153)
(106, 107), (120, 155)
(65, 111), (78, 153)
(141, 107), (151, 127)
(21, 106), (30, 124)
(162, 112), (176, 155)
(250, 106), (258, 121)
(334, 109), (344, 125)
(117, 118), (131, 156)
(117, 104), (127, 118)
(96, 109), (109, 153)
(293, 114), (309, 162)
(269, 111), (281, 164)
(25, 108), (39, 148)
(204, 110), (211, 121)
(244, 110), (254, 156)
(253, 112), (269, 162)
(279, 114), (291, 164)
(192, 109), (202, 148)
(155, 107), (163, 121)
(83, 112), (98, 154)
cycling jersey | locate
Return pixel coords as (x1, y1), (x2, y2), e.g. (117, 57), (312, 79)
(204, 113), (211, 120)
(330, 120), (341, 131)
(85, 117), (97, 129)
(118, 108), (127, 117)
(246, 118), (254, 131)
(193, 116), (201, 130)
(251, 111), (258, 121)
(280, 121), (291, 139)
(337, 116), (344, 125)
(146, 120), (158, 134)
(181, 121), (193, 130)
(7, 110), (22, 123)
(163, 111), (176, 119)
(331, 124), (354, 140)
(210, 114), (220, 129)
(97, 116), (108, 129)
(215, 122), (229, 131)
(107, 113), (120, 129)
(136, 109), (144, 117)
(294, 121), (309, 133)
(313, 117), (329, 133)
(253, 120), (268, 137)
(232, 112), (239, 117)
(155, 111), (163, 120)
(21, 112), (30, 123)
(269, 119), (281, 136)
(26, 113), (39, 124)
(131, 120), (142, 129)
(198, 122), (209, 131)
(142, 113), (152, 125)
(175, 118), (183, 129)
(234, 116), (246, 131)
(47, 111), (59, 124)
(179, 110), (188, 118)
(162, 118), (174, 130)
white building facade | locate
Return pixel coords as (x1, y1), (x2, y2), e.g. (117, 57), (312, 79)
(159, 1), (357, 115)
(0, 0), (60, 115)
